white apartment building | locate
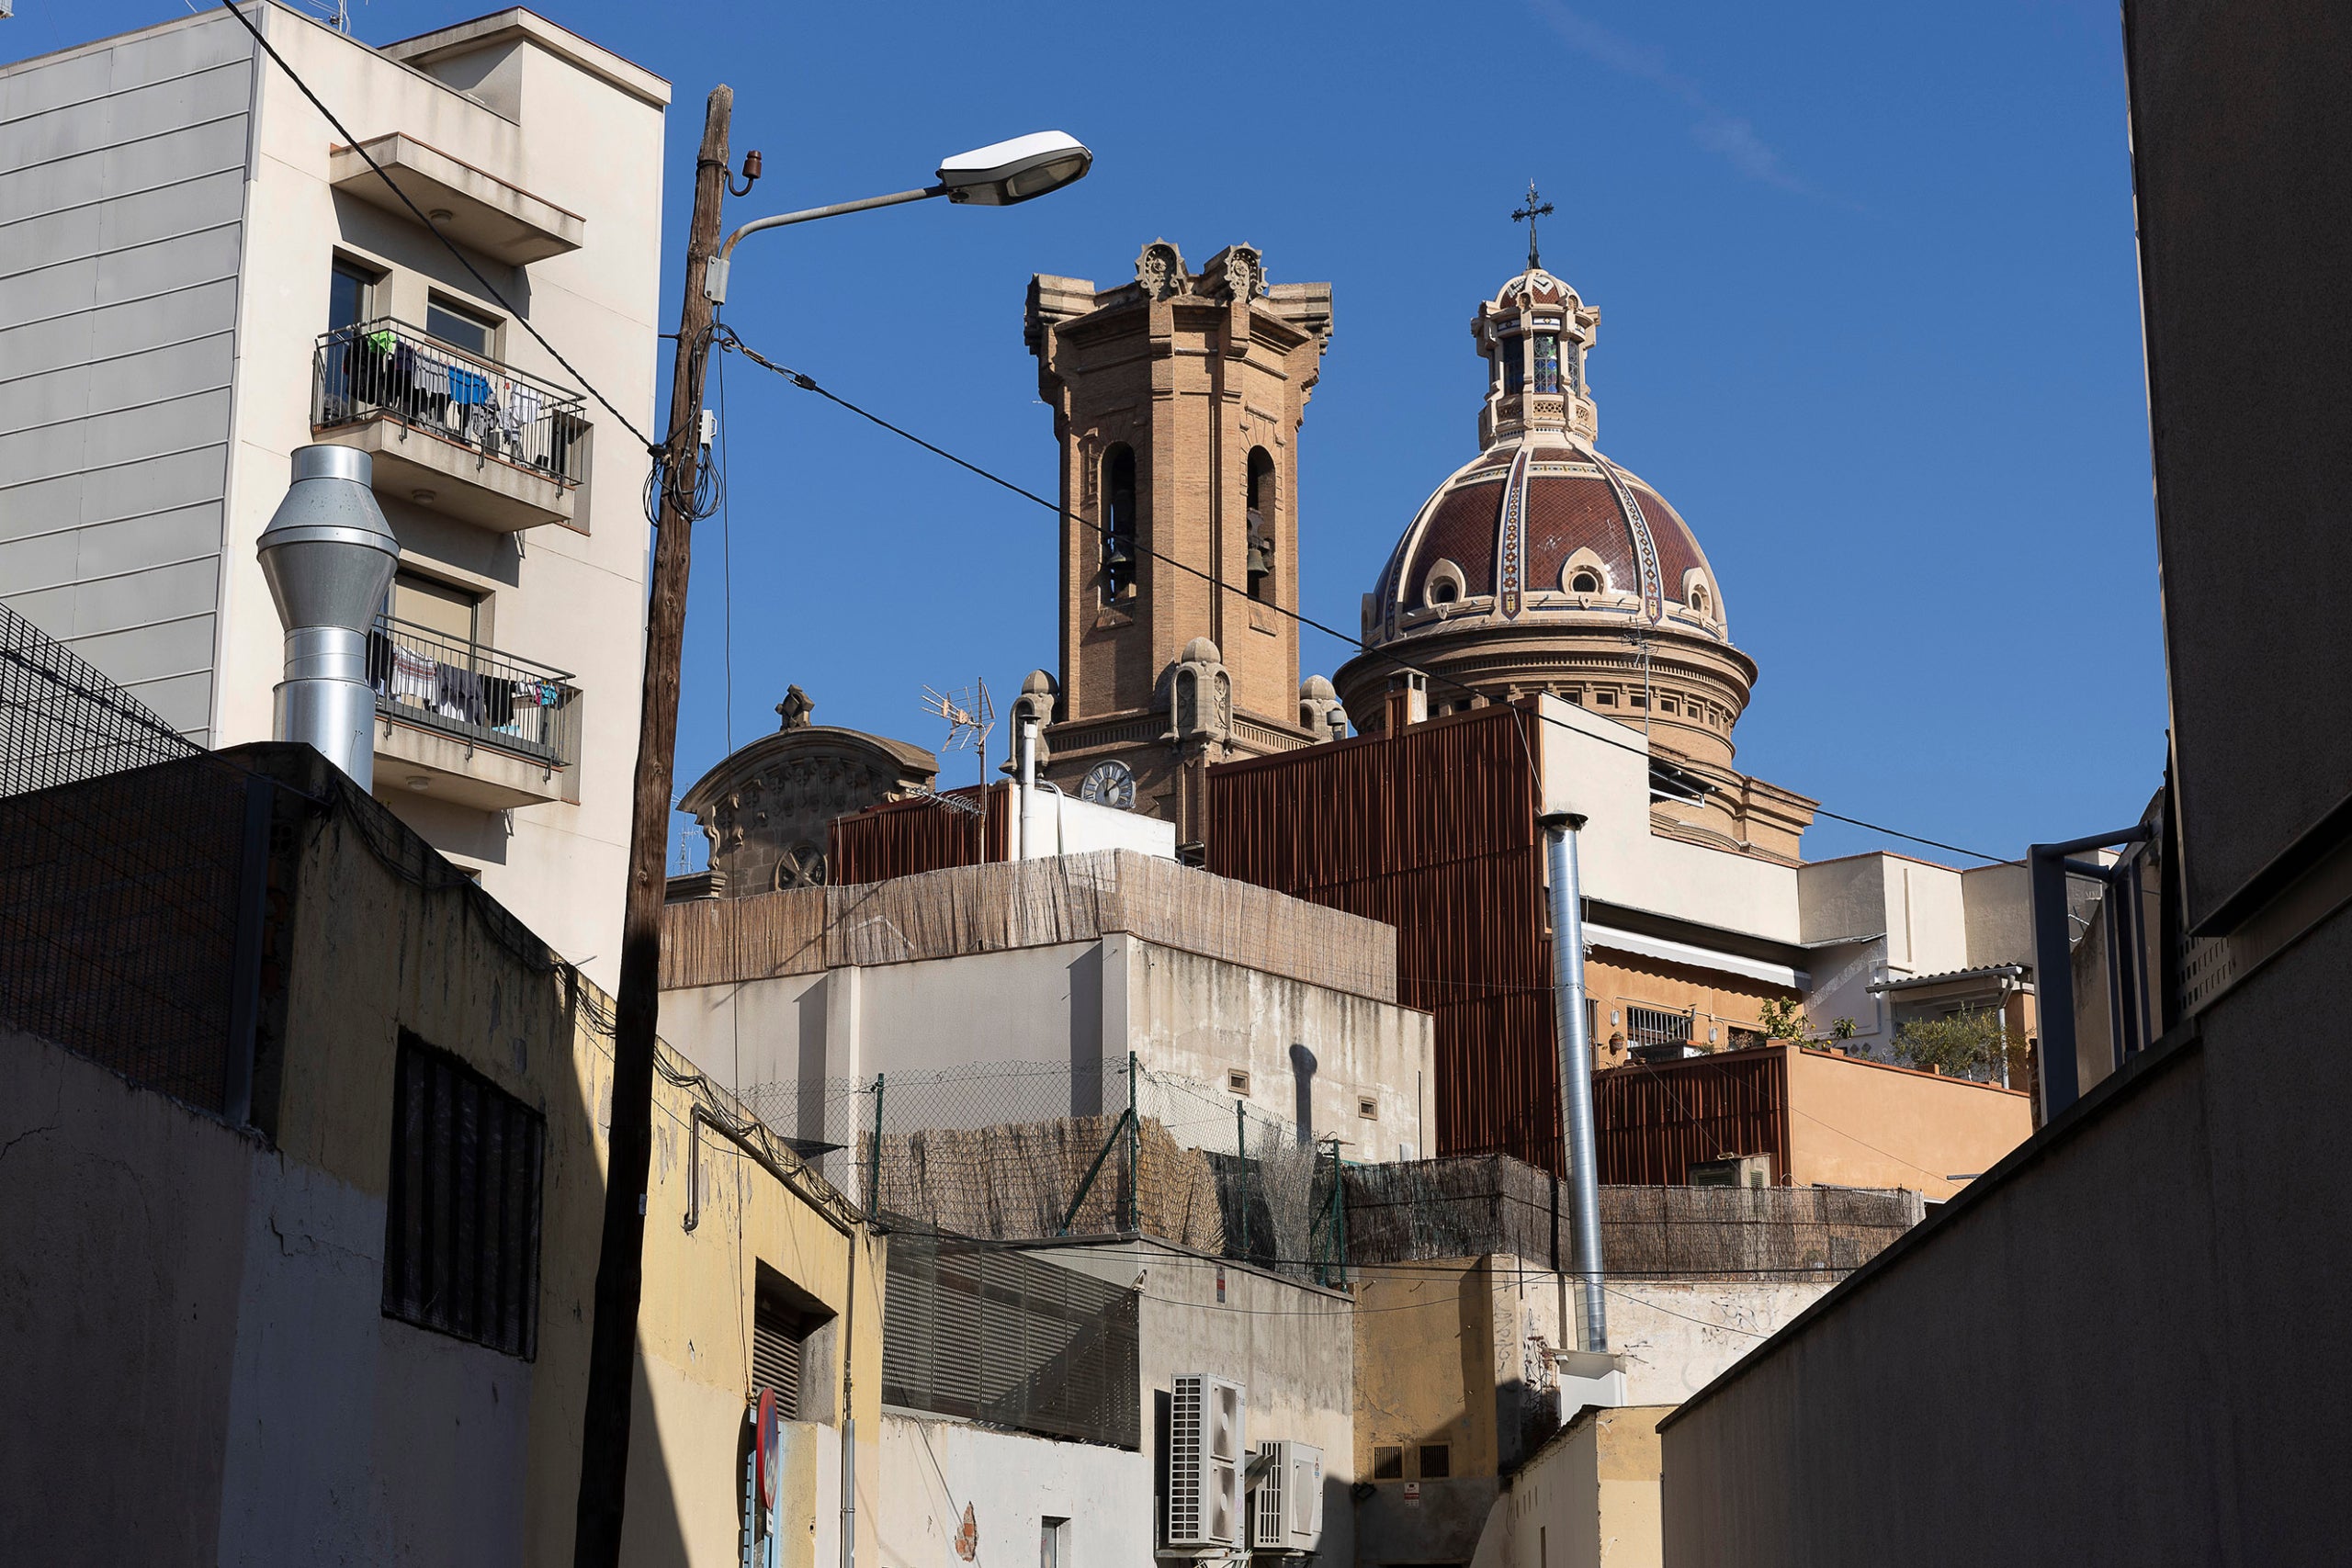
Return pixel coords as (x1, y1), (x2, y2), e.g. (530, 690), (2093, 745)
(1, 3), (668, 984)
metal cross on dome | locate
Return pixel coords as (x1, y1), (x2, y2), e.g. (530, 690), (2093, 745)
(1512, 179), (1555, 273)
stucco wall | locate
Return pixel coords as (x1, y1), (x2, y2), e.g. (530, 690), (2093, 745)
(1659, 903), (2352, 1566)
(662, 933), (1436, 1165)
(1468, 1404), (1675, 1568)
(1783, 1048), (2030, 1198)
(1041, 1238), (1356, 1565)
(875, 1414), (1143, 1568)
(1536, 695), (1801, 944)
(0, 757), (880, 1566)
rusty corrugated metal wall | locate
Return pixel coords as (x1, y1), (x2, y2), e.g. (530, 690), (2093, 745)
(1207, 705), (1566, 1169)
(829, 784), (1008, 886)
(1591, 1046), (1791, 1185)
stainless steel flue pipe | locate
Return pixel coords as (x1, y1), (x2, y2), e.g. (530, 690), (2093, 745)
(1541, 810), (1608, 1351)
(256, 445), (399, 789)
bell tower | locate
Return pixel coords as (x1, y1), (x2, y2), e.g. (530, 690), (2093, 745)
(1023, 241), (1339, 847)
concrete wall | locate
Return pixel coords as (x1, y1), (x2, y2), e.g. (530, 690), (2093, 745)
(220, 6), (666, 990)
(662, 933), (1436, 1165)
(0, 756), (881, 1566)
(1468, 1405), (1675, 1568)
(1538, 695), (1802, 945)
(2, 6), (665, 988)
(1604, 1283), (1831, 1406)
(0, 12), (256, 741)
(1784, 1048), (2030, 1198)
(875, 1413), (1144, 1568)
(1044, 1238), (1357, 1565)
(1658, 902), (2352, 1565)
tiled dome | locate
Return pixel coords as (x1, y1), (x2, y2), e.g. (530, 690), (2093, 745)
(1364, 430), (1728, 650)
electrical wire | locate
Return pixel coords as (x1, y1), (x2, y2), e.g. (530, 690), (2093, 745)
(218, 1), (657, 455)
(713, 329), (2006, 868)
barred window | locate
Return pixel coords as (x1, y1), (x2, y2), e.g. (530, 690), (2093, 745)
(381, 1031), (544, 1359)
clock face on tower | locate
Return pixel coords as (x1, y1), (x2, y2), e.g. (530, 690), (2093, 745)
(1079, 759), (1136, 811)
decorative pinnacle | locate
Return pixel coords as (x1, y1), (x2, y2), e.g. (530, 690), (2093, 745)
(1511, 179), (1555, 273)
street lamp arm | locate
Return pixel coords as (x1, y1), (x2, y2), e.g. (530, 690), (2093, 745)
(705, 186), (944, 303)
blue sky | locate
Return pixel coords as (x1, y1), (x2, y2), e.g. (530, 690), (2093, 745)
(15, 0), (2165, 866)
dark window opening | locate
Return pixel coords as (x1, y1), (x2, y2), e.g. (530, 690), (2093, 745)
(1419, 1443), (1452, 1479)
(1569, 569), (1601, 594)
(1431, 578), (1459, 604)
(1690, 585), (1710, 615)
(1502, 338), (1526, 395)
(1246, 447), (1276, 603)
(1532, 333), (1561, 394)
(330, 258), (378, 332)
(1103, 445), (1137, 603)
(1373, 1446), (1404, 1480)
(382, 1031), (545, 1359)
(425, 297), (496, 358)
(753, 1264), (830, 1420)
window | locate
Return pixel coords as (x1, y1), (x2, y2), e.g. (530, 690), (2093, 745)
(1532, 333), (1561, 394)
(1501, 337), (1525, 395)
(1373, 1447), (1404, 1480)
(1041, 1517), (1070, 1568)
(1419, 1444), (1452, 1479)
(1595, 690), (1616, 705)
(1227, 1068), (1250, 1095)
(1430, 578), (1459, 604)
(1246, 447), (1276, 603)
(753, 1273), (819, 1420)
(1569, 569), (1601, 593)
(382, 1031), (545, 1359)
(1102, 445), (1137, 603)
(330, 257), (379, 331)
(425, 296), (497, 357)
(1357, 1095), (1378, 1121)
(1690, 584), (1710, 615)
(387, 569), (482, 647)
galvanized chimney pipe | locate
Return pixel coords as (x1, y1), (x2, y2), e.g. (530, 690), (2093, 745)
(256, 445), (400, 789)
(1540, 810), (1608, 1351)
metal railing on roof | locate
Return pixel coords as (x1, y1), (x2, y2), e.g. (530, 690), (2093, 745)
(369, 614), (580, 772)
(313, 318), (589, 486)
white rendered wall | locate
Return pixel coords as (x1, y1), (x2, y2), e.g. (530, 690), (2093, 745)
(661, 936), (1437, 1164)
(211, 9), (666, 989)
(1533, 694), (1803, 944)
(876, 1414), (1143, 1568)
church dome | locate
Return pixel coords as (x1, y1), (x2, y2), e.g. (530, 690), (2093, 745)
(1337, 259), (1757, 768)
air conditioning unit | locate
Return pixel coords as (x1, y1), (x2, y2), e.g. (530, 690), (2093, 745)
(1250, 1439), (1324, 1554)
(1167, 1373), (1246, 1549)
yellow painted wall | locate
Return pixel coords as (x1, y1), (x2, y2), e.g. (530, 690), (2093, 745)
(271, 794), (880, 1564)
(1470, 1404), (1673, 1568)
(1785, 1047), (2032, 1200)
(1585, 952), (1793, 1066)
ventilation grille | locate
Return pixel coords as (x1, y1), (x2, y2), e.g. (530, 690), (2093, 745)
(752, 1293), (807, 1419)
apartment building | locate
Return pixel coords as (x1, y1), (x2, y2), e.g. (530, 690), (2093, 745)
(1, 3), (666, 984)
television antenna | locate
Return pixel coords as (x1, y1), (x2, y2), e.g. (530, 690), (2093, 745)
(918, 678), (995, 815)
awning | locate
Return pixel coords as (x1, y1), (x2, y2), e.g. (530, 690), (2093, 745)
(1584, 922), (1809, 989)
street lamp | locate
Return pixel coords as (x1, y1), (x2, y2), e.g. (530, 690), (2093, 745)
(701, 130), (1092, 304)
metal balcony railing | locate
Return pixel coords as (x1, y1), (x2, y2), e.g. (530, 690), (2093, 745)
(368, 614), (580, 772)
(314, 318), (588, 486)
(1625, 1004), (1697, 1050)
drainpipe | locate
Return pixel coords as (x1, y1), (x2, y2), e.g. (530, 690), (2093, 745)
(1539, 810), (1606, 1352)
(1015, 715), (1039, 861)
(255, 445), (399, 789)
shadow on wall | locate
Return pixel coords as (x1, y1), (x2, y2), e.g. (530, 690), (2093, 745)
(620, 1350), (696, 1568)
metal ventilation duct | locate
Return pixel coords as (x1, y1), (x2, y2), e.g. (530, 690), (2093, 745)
(256, 445), (399, 789)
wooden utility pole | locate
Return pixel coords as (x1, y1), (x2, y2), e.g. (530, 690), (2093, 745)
(573, 83), (731, 1568)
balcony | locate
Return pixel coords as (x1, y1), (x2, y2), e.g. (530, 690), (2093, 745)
(314, 320), (587, 532)
(369, 615), (582, 810)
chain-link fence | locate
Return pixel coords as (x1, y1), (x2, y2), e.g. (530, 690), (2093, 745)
(741, 1056), (1350, 1284)
(0, 603), (268, 1113)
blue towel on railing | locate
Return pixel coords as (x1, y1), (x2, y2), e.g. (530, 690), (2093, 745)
(447, 366), (491, 405)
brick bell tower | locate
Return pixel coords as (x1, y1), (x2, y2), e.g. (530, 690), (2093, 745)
(1023, 240), (1341, 850)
